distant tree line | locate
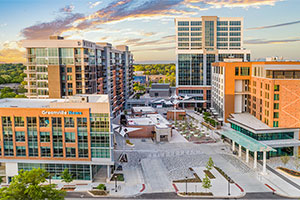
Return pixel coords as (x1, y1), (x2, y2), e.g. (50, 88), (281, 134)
(133, 64), (176, 86)
(0, 63), (26, 84)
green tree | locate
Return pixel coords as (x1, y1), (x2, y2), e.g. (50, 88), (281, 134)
(206, 157), (214, 170)
(0, 176), (3, 185)
(0, 168), (65, 200)
(281, 154), (290, 166)
(61, 168), (73, 185)
(202, 174), (212, 193)
(158, 79), (164, 83)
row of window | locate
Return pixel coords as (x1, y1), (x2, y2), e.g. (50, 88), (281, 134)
(178, 21), (241, 26)
(2, 116), (109, 131)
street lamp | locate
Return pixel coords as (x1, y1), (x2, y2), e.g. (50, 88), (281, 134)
(185, 176), (188, 195)
(228, 178), (231, 196)
(114, 174), (118, 192)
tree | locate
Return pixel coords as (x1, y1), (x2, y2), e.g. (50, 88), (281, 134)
(0, 168), (65, 200)
(294, 156), (300, 170)
(281, 154), (290, 166)
(61, 168), (73, 185)
(206, 157), (214, 171)
(202, 174), (212, 193)
(0, 176), (3, 185)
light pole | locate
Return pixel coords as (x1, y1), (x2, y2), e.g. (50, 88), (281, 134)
(115, 174), (118, 192)
(185, 176), (188, 195)
(228, 178), (231, 196)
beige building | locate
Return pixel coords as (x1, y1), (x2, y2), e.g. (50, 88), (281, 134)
(23, 36), (134, 117)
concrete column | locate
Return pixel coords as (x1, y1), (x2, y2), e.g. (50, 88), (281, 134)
(232, 141), (235, 151)
(238, 144), (242, 157)
(246, 149), (249, 163)
(107, 165), (111, 179)
(254, 151), (257, 169)
(263, 151), (267, 174)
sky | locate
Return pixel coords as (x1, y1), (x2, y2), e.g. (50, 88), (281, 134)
(0, 0), (299, 63)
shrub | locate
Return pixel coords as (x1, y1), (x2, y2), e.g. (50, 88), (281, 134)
(96, 184), (106, 191)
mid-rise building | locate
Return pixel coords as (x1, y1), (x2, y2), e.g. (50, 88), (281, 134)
(23, 36), (134, 117)
(175, 16), (250, 108)
(0, 95), (114, 183)
(212, 61), (300, 158)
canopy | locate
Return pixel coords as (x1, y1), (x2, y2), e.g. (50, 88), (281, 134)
(221, 129), (276, 152)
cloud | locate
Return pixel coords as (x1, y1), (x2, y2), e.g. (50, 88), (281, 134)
(21, 13), (84, 39)
(59, 5), (75, 13)
(20, 0), (284, 40)
(0, 23), (7, 27)
(247, 20), (300, 30)
(89, 1), (102, 8)
(244, 37), (300, 45)
(0, 48), (25, 63)
(132, 46), (175, 52)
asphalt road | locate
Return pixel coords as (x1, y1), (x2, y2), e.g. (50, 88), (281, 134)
(66, 192), (288, 199)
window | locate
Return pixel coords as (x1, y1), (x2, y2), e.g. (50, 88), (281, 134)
(273, 121), (279, 127)
(77, 118), (87, 128)
(178, 32), (189, 36)
(67, 67), (72, 73)
(39, 117), (50, 127)
(64, 117), (74, 128)
(191, 27), (201, 31)
(274, 85), (280, 91)
(178, 27), (189, 31)
(240, 67), (250, 76)
(14, 117), (24, 127)
(52, 117), (62, 128)
(66, 147), (76, 157)
(235, 67), (239, 75)
(91, 133), (110, 147)
(15, 131), (25, 142)
(274, 94), (279, 100)
(178, 21), (189, 26)
(41, 147), (51, 157)
(67, 75), (72, 81)
(274, 103), (279, 109)
(230, 21), (241, 26)
(191, 21), (201, 26)
(91, 149), (110, 158)
(230, 27), (241, 31)
(27, 117), (37, 128)
(16, 146), (26, 157)
(273, 112), (279, 118)
(230, 32), (241, 36)
(40, 132), (50, 142)
(217, 21), (228, 26)
(65, 132), (75, 143)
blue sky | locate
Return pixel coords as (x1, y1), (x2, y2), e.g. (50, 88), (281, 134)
(0, 0), (299, 63)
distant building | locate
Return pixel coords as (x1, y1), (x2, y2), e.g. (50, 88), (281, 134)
(23, 36), (134, 117)
(126, 114), (172, 142)
(149, 83), (172, 97)
(175, 16), (251, 109)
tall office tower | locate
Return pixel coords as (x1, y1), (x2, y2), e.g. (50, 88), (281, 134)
(23, 36), (134, 117)
(175, 16), (251, 108)
(0, 95), (114, 183)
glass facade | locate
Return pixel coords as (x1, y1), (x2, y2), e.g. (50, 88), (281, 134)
(231, 123), (295, 158)
(18, 163), (92, 180)
(178, 54), (203, 86)
(204, 21), (214, 47)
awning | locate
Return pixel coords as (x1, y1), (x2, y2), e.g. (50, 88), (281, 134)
(261, 139), (300, 148)
(221, 129), (276, 152)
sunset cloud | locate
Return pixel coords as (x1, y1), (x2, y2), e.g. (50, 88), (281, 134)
(20, 0), (283, 40)
(247, 20), (300, 30)
(245, 37), (300, 45)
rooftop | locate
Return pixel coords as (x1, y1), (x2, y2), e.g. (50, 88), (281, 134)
(132, 106), (156, 113)
(127, 114), (170, 129)
(228, 113), (270, 130)
(0, 95), (109, 108)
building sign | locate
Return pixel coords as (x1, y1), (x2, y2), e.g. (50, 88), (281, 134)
(42, 110), (83, 115)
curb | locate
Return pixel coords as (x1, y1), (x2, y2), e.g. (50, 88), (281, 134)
(140, 184), (146, 193)
(173, 183), (246, 199)
(265, 183), (300, 199)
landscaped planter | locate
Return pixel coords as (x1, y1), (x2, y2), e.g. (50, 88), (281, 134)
(61, 185), (76, 191)
(277, 167), (300, 178)
(178, 192), (213, 196)
(88, 190), (109, 196)
(204, 170), (215, 179)
(126, 139), (135, 147)
(110, 173), (125, 182)
(214, 166), (234, 183)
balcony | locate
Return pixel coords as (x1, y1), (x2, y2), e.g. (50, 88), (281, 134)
(24, 77), (36, 81)
(24, 69), (36, 73)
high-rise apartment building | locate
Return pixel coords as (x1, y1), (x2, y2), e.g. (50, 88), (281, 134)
(211, 61), (300, 158)
(175, 16), (250, 108)
(0, 95), (114, 183)
(23, 36), (134, 117)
